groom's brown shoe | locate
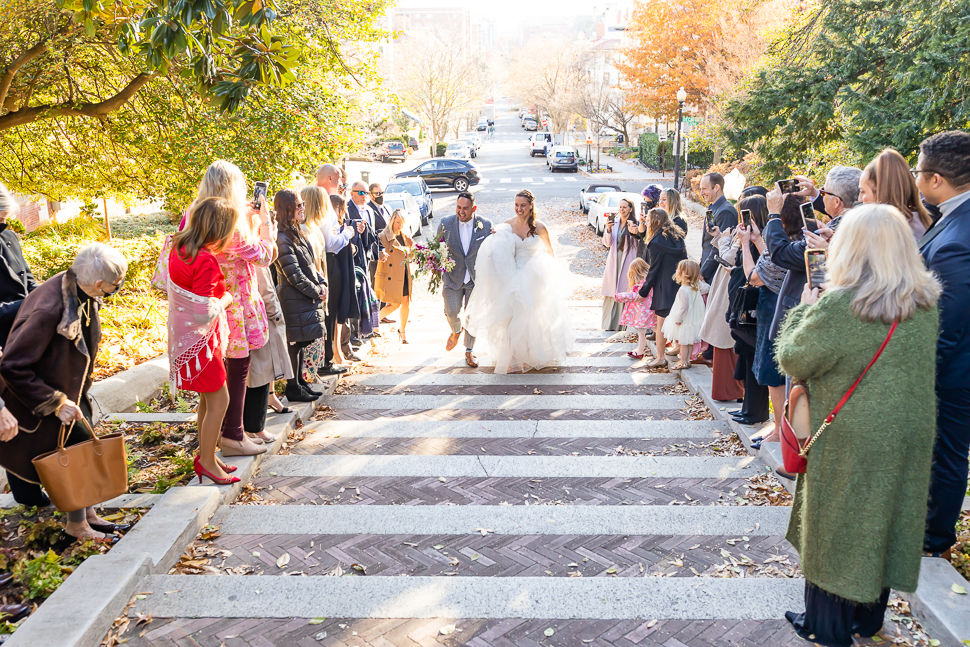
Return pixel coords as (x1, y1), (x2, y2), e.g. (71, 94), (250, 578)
(465, 351), (479, 368)
(446, 331), (461, 351)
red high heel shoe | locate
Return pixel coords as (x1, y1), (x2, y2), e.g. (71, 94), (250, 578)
(221, 463), (238, 473)
(194, 456), (240, 485)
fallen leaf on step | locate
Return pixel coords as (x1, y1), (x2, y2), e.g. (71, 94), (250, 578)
(351, 563), (366, 574)
(439, 624), (456, 635)
(308, 617), (326, 625)
(277, 553), (290, 568)
(952, 583), (967, 594)
(534, 388), (543, 394)
(544, 628), (555, 636)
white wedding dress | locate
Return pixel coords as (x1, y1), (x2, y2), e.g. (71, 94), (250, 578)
(463, 223), (575, 374)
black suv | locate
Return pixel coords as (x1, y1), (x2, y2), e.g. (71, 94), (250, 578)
(391, 159), (480, 192)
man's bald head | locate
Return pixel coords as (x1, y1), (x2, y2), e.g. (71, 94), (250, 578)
(350, 181), (368, 205)
(316, 164), (340, 193)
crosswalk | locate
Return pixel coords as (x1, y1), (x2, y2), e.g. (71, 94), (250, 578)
(125, 300), (811, 646)
(477, 177), (580, 185)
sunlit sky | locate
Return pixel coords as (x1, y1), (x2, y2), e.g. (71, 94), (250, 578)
(395, 0), (602, 20)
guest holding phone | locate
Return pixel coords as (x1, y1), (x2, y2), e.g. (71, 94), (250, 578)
(601, 198), (638, 330)
(776, 204), (940, 647)
(637, 208), (687, 367)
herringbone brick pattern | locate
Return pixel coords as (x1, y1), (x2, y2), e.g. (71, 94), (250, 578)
(247, 475), (753, 507)
(191, 532), (799, 579)
(124, 616), (816, 646)
(289, 436), (729, 457)
(331, 408), (693, 421)
(339, 384), (669, 395)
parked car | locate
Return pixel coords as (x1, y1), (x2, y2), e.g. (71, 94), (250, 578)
(529, 132), (553, 157)
(477, 117), (489, 131)
(523, 118), (538, 131)
(445, 141), (474, 159)
(391, 159), (480, 193)
(587, 191), (644, 236)
(385, 178), (433, 225)
(579, 183), (622, 213)
(382, 191), (422, 237)
(546, 145), (579, 172)
(378, 141), (407, 163)
(408, 136), (419, 151)
(461, 132), (482, 151)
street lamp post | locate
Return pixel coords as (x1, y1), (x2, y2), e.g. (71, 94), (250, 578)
(673, 87), (687, 191)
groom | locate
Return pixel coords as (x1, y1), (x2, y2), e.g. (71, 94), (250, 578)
(436, 191), (491, 368)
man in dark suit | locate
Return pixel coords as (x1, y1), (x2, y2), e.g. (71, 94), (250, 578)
(367, 183), (390, 235)
(436, 192), (491, 368)
(915, 130), (970, 558)
(699, 173), (739, 283)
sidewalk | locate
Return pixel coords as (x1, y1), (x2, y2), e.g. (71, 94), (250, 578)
(580, 153), (673, 184)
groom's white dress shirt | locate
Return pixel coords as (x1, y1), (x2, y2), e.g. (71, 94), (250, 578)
(458, 218), (473, 284)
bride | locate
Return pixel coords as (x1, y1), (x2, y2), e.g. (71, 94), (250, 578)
(463, 190), (575, 374)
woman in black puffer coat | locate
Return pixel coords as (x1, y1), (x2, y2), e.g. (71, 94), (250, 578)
(637, 207), (687, 368)
(273, 189), (327, 402)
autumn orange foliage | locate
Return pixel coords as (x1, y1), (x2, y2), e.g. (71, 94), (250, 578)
(619, 0), (790, 119)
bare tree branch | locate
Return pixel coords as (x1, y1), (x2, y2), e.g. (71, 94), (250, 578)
(0, 39), (50, 114)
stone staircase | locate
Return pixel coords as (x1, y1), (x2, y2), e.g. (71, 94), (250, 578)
(119, 300), (815, 646)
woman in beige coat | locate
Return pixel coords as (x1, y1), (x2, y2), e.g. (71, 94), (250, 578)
(375, 210), (414, 343)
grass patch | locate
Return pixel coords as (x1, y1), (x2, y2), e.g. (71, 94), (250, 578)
(20, 213), (174, 380)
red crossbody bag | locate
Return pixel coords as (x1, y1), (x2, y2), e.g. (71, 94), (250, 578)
(781, 321), (898, 474)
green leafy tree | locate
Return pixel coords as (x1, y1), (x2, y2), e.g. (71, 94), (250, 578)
(722, 0), (970, 176)
(0, 0), (387, 205)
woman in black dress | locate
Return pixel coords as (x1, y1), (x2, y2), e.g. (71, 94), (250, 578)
(637, 208), (687, 367)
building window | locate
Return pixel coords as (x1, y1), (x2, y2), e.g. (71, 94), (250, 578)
(603, 72), (610, 85)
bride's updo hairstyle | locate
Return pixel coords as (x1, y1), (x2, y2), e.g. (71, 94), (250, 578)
(516, 189), (538, 237)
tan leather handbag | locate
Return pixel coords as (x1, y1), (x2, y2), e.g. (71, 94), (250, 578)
(32, 417), (128, 512)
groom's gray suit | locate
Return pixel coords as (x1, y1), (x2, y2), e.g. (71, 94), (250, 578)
(436, 213), (492, 350)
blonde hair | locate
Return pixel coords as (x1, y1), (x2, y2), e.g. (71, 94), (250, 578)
(628, 258), (649, 287)
(662, 188), (683, 221)
(862, 149), (933, 231)
(195, 160), (252, 237)
(388, 209), (406, 232)
(301, 185), (329, 227)
(827, 204), (941, 323)
(172, 197), (237, 263)
(674, 259), (701, 289)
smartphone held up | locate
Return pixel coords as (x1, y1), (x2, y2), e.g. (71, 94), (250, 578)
(705, 208), (715, 230)
(253, 181), (269, 210)
(778, 178), (799, 195)
(805, 248), (827, 292)
(799, 201), (816, 232)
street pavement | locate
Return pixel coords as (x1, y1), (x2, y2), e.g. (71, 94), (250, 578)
(346, 112), (667, 230)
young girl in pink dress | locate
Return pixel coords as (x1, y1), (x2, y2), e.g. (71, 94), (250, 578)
(615, 259), (656, 359)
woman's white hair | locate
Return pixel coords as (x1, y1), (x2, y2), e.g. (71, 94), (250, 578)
(827, 203), (940, 323)
(0, 183), (18, 216)
(72, 243), (128, 287)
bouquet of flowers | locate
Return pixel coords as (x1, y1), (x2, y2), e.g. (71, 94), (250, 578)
(412, 237), (456, 295)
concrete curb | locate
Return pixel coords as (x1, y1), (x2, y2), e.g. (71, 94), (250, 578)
(669, 350), (970, 647)
(88, 354), (170, 425)
(4, 551), (153, 647)
(899, 557), (970, 647)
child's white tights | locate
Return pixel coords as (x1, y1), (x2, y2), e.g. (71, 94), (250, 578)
(636, 328), (647, 355)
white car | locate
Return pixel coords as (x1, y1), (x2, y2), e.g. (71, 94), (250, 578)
(528, 132), (553, 156)
(445, 141), (473, 159)
(461, 132), (482, 151)
(587, 191), (643, 236)
(382, 192), (423, 237)
(579, 183), (622, 214)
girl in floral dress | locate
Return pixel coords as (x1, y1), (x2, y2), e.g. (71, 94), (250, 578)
(191, 161), (276, 457)
(615, 259), (655, 359)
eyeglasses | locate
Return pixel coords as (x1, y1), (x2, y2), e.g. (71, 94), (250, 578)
(354, 190), (367, 196)
(818, 188), (842, 201)
(295, 202), (305, 210)
(339, 184), (348, 190)
(371, 191), (383, 197)
(910, 167), (938, 179)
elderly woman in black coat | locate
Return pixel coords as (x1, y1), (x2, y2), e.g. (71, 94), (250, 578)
(637, 208), (687, 367)
(273, 190), (327, 403)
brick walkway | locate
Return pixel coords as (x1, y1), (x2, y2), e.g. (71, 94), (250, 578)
(119, 301), (818, 647)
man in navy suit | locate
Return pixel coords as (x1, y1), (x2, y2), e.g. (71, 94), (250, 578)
(916, 130), (970, 557)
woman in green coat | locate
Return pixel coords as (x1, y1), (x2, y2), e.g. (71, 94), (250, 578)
(775, 203), (941, 647)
